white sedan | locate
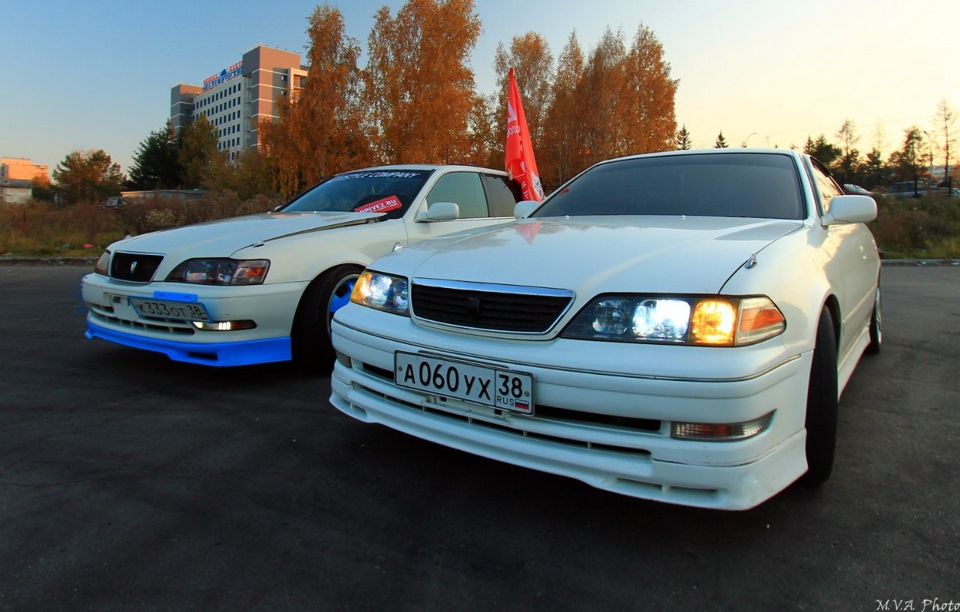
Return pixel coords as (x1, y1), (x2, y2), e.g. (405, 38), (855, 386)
(329, 149), (882, 510)
(82, 165), (522, 370)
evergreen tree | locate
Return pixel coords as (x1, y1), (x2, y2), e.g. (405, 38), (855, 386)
(127, 122), (179, 190)
(803, 135), (841, 169)
(714, 131), (728, 148)
(177, 115), (220, 189)
(676, 124), (692, 150)
(887, 126), (925, 181)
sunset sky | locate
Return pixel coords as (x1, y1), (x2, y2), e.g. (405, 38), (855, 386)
(2, 0), (957, 173)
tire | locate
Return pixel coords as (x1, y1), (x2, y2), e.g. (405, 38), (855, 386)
(291, 265), (363, 373)
(800, 308), (839, 486)
(866, 286), (882, 354)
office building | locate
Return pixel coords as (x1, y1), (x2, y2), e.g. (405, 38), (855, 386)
(170, 45), (307, 161)
(1, 158), (49, 204)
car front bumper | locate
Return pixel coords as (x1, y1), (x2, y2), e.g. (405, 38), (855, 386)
(81, 273), (308, 367)
(329, 307), (815, 510)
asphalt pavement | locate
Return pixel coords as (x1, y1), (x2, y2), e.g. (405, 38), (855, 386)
(0, 263), (957, 610)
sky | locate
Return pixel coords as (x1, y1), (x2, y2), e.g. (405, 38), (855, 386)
(2, 0), (958, 175)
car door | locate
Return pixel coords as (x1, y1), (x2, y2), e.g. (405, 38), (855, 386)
(809, 160), (878, 360)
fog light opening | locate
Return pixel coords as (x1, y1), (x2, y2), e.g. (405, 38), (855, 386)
(335, 350), (352, 368)
(671, 411), (774, 441)
(191, 320), (257, 332)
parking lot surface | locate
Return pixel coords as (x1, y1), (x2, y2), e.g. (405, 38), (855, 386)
(0, 264), (957, 610)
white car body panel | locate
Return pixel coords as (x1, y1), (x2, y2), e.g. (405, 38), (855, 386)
(328, 150), (881, 510)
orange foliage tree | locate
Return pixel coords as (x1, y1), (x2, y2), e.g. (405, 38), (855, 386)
(540, 32), (585, 191)
(541, 25), (676, 188)
(259, 5), (371, 198)
(364, 0), (481, 164)
(492, 33), (554, 171)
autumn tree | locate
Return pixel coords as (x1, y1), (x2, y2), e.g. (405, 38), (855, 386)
(464, 93), (498, 167)
(177, 114), (221, 188)
(364, 0), (481, 164)
(617, 24), (677, 154)
(933, 98), (956, 185)
(887, 126), (925, 181)
(576, 28), (628, 167)
(676, 124), (692, 150)
(206, 148), (275, 200)
(52, 150), (125, 205)
(127, 121), (179, 190)
(541, 31), (585, 189)
(715, 131), (729, 148)
(834, 120), (861, 184)
(493, 32), (554, 170)
(835, 119), (859, 157)
(260, 5), (369, 197)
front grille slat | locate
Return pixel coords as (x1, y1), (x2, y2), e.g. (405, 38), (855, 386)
(411, 281), (573, 333)
(110, 252), (164, 282)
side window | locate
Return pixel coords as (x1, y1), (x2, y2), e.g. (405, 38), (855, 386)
(426, 172), (489, 219)
(481, 174), (524, 217)
(810, 160), (843, 214)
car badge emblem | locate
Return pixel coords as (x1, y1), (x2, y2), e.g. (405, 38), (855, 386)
(130, 261), (138, 274)
(465, 297), (480, 318)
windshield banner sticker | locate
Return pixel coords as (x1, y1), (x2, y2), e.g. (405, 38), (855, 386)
(355, 195), (403, 214)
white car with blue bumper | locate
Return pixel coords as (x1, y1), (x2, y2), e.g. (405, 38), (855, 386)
(82, 165), (522, 370)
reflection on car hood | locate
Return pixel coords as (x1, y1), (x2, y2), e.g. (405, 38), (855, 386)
(395, 216), (803, 295)
(110, 212), (382, 256)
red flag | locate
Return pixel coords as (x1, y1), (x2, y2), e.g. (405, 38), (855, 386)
(505, 67), (545, 201)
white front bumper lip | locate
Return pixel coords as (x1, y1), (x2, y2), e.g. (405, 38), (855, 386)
(328, 315), (813, 510)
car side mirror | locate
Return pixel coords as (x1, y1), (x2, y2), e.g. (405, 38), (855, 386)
(821, 195), (877, 226)
(416, 201), (460, 222)
(514, 200), (540, 219)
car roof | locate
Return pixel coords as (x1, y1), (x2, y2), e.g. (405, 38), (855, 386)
(339, 164), (509, 176)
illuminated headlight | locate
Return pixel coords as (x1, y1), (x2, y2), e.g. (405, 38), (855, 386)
(563, 295), (785, 346)
(94, 251), (110, 276)
(166, 259), (270, 286)
(350, 270), (409, 315)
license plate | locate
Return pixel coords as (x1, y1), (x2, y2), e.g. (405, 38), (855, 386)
(130, 298), (209, 322)
(395, 352), (534, 414)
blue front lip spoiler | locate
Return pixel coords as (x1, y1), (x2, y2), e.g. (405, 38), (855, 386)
(85, 321), (291, 367)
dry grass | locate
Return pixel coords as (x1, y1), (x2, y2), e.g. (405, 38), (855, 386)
(3, 192), (958, 259)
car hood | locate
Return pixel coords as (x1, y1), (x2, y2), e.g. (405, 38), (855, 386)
(109, 212), (383, 257)
(394, 216), (804, 295)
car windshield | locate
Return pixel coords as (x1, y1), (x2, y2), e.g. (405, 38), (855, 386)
(533, 153), (804, 220)
(281, 169), (434, 218)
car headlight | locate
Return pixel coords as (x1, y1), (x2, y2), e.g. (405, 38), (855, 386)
(166, 259), (270, 286)
(562, 295), (785, 346)
(350, 270), (409, 315)
(94, 250), (110, 276)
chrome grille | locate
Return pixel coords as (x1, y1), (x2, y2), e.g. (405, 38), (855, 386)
(110, 252), (163, 282)
(411, 280), (573, 333)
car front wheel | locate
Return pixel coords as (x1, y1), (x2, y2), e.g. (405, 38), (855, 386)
(801, 308), (839, 485)
(291, 265), (363, 372)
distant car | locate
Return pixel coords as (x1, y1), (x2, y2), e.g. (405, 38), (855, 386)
(329, 149), (882, 510)
(888, 181), (928, 199)
(843, 184), (872, 195)
(82, 165), (522, 370)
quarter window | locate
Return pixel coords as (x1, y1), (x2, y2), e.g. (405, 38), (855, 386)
(810, 160), (843, 214)
(481, 174), (524, 217)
